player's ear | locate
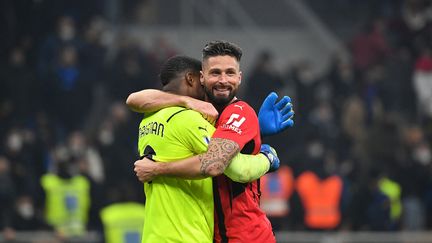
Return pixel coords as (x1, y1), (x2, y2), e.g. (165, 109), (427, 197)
(200, 71), (204, 85)
(185, 72), (194, 87)
(238, 71), (242, 85)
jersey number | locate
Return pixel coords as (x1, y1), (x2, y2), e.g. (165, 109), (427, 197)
(141, 145), (157, 184)
(141, 145), (156, 160)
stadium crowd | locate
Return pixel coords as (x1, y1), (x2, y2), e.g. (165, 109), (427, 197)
(1, 0), (432, 240)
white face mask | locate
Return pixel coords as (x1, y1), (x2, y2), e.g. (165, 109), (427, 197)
(70, 143), (85, 155)
(308, 141), (324, 159)
(7, 132), (23, 152)
(99, 129), (114, 146)
(413, 145), (431, 166)
(17, 203), (34, 219)
(59, 24), (75, 41)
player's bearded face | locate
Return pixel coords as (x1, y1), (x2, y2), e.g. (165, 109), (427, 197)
(201, 56), (241, 106)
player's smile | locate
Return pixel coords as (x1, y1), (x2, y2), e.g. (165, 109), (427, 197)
(213, 85), (232, 97)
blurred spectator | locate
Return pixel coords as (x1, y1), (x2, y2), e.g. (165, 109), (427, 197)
(349, 171), (391, 231)
(402, 196), (426, 230)
(401, 0), (432, 34)
(4, 128), (39, 196)
(109, 39), (158, 101)
(81, 16), (109, 83)
(381, 47), (416, 116)
(100, 201), (145, 243)
(99, 186), (146, 243)
(68, 131), (104, 184)
(40, 155), (91, 238)
(340, 95), (367, 160)
(360, 64), (386, 125)
(366, 179), (392, 231)
(413, 45), (432, 121)
(96, 103), (142, 202)
(291, 138), (344, 230)
(260, 165), (295, 231)
(365, 117), (401, 165)
(11, 194), (50, 231)
(0, 47), (38, 120)
(295, 170), (343, 230)
(245, 50), (285, 112)
(327, 53), (357, 114)
(68, 131), (105, 232)
(349, 18), (391, 74)
(38, 15), (83, 79)
(288, 60), (317, 121)
(307, 101), (339, 147)
(378, 175), (403, 229)
(148, 36), (179, 68)
(44, 45), (92, 132)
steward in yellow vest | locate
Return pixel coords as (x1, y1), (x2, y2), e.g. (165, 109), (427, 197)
(100, 202), (146, 243)
(40, 162), (91, 237)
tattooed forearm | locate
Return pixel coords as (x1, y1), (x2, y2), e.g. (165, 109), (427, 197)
(199, 138), (240, 176)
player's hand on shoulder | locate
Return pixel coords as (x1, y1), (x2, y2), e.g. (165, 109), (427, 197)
(260, 144), (280, 173)
(258, 92), (294, 136)
(134, 158), (158, 183)
(184, 97), (218, 124)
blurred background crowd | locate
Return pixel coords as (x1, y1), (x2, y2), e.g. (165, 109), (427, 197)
(1, 0), (432, 241)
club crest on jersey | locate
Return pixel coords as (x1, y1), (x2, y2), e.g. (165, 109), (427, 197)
(203, 136), (210, 145)
(221, 113), (245, 134)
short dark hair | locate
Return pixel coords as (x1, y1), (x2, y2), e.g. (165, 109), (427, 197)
(159, 55), (202, 86)
(202, 40), (242, 62)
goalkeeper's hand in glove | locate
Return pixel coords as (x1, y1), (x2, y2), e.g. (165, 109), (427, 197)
(260, 144), (280, 173)
(258, 92), (294, 137)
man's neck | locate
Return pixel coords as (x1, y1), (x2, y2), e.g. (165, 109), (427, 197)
(211, 97), (238, 113)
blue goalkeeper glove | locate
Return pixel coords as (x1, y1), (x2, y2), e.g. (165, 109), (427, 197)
(258, 92), (294, 136)
(260, 144), (280, 173)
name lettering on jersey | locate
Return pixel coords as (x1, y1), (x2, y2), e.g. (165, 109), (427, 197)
(139, 121), (164, 138)
(221, 113), (246, 134)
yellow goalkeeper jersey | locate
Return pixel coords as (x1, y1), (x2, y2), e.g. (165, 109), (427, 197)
(138, 106), (215, 243)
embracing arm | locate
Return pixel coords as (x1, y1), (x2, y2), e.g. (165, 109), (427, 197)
(134, 140), (279, 182)
(126, 89), (189, 113)
(126, 89), (218, 123)
(224, 153), (269, 183)
(153, 138), (239, 178)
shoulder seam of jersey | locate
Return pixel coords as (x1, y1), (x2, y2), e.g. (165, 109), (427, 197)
(166, 108), (189, 123)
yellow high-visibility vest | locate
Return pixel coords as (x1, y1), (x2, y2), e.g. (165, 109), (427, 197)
(379, 177), (402, 221)
(100, 202), (146, 243)
(41, 173), (90, 236)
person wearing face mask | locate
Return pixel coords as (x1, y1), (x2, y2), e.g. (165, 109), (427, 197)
(11, 194), (51, 231)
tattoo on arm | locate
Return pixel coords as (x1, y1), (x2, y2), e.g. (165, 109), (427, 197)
(199, 138), (240, 176)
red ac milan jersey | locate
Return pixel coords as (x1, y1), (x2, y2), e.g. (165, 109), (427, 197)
(212, 100), (276, 243)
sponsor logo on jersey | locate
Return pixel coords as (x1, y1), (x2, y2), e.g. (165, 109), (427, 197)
(234, 104), (244, 110)
(221, 113), (245, 134)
